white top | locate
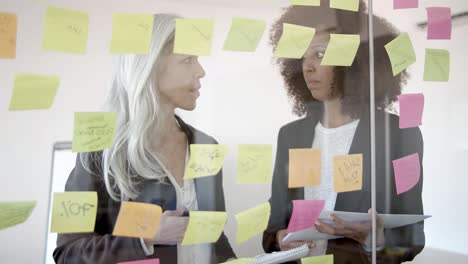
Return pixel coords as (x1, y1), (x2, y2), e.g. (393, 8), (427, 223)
(304, 119), (360, 256)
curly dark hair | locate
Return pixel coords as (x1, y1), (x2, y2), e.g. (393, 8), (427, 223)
(270, 0), (408, 117)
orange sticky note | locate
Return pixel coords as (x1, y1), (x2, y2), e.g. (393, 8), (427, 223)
(112, 201), (162, 239)
(0, 12), (17, 58)
(333, 154), (363, 192)
(288, 149), (321, 188)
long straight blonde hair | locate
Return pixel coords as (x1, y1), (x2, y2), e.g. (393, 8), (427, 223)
(81, 14), (180, 201)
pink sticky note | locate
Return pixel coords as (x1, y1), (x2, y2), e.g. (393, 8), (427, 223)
(393, 153), (420, 195)
(117, 259), (160, 264)
(398, 93), (424, 129)
(394, 0), (418, 9)
(287, 200), (325, 233)
(427, 7), (452, 40)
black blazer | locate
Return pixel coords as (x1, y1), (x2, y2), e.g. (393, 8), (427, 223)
(263, 108), (425, 264)
(53, 116), (236, 264)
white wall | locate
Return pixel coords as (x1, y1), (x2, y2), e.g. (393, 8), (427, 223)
(1, 0), (467, 263)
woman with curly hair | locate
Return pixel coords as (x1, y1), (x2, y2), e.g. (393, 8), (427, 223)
(263, 1), (425, 263)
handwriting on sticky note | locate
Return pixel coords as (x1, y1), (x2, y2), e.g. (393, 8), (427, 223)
(111, 14), (154, 54)
(235, 202), (271, 243)
(274, 23), (315, 59)
(302, 254), (334, 264)
(427, 7), (452, 40)
(72, 112), (117, 153)
(174, 18), (214, 56)
(424, 48), (450, 82)
(287, 200), (325, 233)
(221, 258), (255, 264)
(0, 12), (17, 58)
(223, 17), (266, 52)
(182, 211), (227, 245)
(8, 74), (60, 111)
(117, 258), (160, 264)
(394, 0), (418, 9)
(0, 201), (36, 230)
(112, 201), (162, 239)
(42, 6), (89, 54)
(330, 0), (359, 12)
(185, 144), (228, 179)
(51, 192), (97, 233)
(398, 93), (424, 129)
(321, 34), (360, 66)
(237, 144), (273, 184)
(384, 33), (416, 76)
(393, 153), (420, 195)
(334, 154), (363, 193)
(289, 148), (321, 188)
(289, 0), (320, 6)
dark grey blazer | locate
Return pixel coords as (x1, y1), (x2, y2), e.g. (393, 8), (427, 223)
(53, 116), (235, 264)
(263, 108), (425, 264)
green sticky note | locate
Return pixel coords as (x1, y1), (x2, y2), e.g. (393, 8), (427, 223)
(221, 258), (255, 264)
(182, 211), (227, 245)
(185, 144), (228, 179)
(9, 74), (60, 111)
(424, 48), (450, 82)
(236, 202), (271, 243)
(223, 17), (266, 52)
(274, 23), (315, 59)
(321, 34), (360, 66)
(110, 14), (154, 54)
(42, 6), (89, 54)
(72, 112), (117, 153)
(51, 192), (97, 233)
(301, 254), (334, 264)
(237, 144), (273, 184)
(289, 0), (320, 6)
(330, 0), (359, 11)
(174, 18), (214, 56)
(384, 33), (416, 76)
(0, 201), (36, 230)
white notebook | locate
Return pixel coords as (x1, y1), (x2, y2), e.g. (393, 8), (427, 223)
(253, 244), (310, 264)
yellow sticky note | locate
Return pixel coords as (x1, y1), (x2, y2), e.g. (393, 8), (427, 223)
(334, 154), (363, 192)
(9, 74), (60, 111)
(72, 112), (117, 153)
(185, 144), (228, 179)
(321, 34), (360, 66)
(237, 144), (273, 184)
(235, 202), (271, 243)
(42, 6), (89, 54)
(174, 18), (214, 56)
(274, 23), (316, 59)
(302, 254), (334, 264)
(221, 258), (255, 264)
(384, 33), (416, 76)
(0, 201), (36, 230)
(424, 48), (450, 82)
(182, 211), (227, 245)
(289, 0), (320, 6)
(112, 201), (162, 239)
(51, 192), (97, 233)
(110, 14), (154, 54)
(0, 12), (17, 58)
(289, 149), (321, 188)
(330, 0), (359, 12)
(223, 17), (266, 52)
